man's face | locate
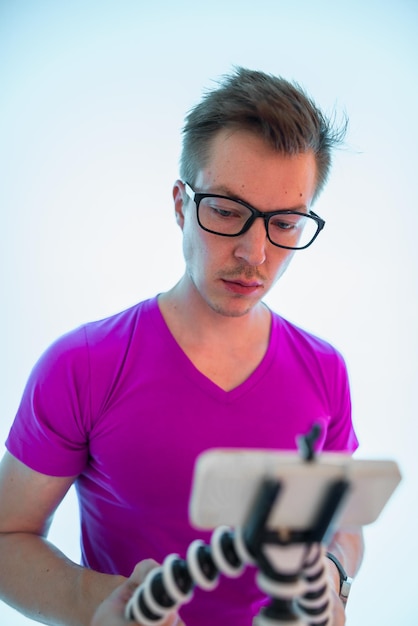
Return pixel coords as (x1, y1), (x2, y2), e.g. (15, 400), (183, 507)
(174, 128), (318, 318)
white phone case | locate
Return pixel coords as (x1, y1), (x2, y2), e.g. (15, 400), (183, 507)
(189, 449), (401, 532)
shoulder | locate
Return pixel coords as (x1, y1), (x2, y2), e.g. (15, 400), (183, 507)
(82, 297), (157, 346)
(56, 297), (157, 350)
(29, 297), (158, 382)
(272, 312), (345, 362)
(270, 312), (350, 396)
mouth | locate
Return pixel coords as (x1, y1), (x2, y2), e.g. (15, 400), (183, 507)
(221, 278), (263, 295)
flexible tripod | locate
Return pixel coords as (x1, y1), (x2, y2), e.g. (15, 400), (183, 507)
(125, 426), (350, 625)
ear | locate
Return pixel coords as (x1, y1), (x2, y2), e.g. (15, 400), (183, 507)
(173, 179), (186, 230)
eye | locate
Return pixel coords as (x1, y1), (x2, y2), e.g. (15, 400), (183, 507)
(203, 199), (248, 220)
(212, 206), (235, 218)
(270, 215), (301, 231)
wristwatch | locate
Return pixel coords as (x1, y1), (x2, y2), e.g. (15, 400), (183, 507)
(326, 552), (353, 609)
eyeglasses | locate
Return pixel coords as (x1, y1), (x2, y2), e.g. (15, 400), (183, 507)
(184, 182), (325, 251)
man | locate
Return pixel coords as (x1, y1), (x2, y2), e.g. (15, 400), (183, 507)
(0, 67), (363, 626)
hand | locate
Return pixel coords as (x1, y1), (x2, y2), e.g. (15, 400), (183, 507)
(328, 586), (345, 625)
(91, 560), (185, 626)
(326, 559), (346, 626)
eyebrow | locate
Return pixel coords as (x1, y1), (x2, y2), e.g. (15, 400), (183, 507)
(204, 184), (309, 213)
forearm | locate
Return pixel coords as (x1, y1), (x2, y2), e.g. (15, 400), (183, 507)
(327, 527), (364, 579)
(324, 528), (364, 625)
(0, 532), (125, 626)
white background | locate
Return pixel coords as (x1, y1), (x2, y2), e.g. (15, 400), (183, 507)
(1, 1), (417, 624)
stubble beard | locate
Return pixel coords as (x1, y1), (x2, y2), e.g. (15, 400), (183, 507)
(204, 281), (263, 319)
(187, 265), (269, 319)
(209, 299), (255, 318)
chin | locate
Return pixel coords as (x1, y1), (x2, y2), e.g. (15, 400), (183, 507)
(209, 299), (257, 318)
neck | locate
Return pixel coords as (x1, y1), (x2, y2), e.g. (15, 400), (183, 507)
(159, 275), (271, 345)
(158, 276), (272, 390)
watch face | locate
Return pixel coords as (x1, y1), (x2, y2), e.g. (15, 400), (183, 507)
(340, 577), (353, 607)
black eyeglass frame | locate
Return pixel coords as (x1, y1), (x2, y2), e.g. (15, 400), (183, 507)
(183, 182), (325, 251)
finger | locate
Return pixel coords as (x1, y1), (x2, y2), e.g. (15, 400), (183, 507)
(129, 559), (160, 585)
(127, 561), (184, 626)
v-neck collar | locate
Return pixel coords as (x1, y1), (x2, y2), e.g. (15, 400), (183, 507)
(151, 297), (279, 402)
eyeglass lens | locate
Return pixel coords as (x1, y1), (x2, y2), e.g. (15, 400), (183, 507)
(197, 196), (318, 249)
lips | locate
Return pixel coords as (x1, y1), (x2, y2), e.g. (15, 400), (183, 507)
(222, 278), (263, 295)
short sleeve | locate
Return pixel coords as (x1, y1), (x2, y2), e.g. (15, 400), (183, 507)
(6, 327), (91, 476)
(323, 351), (358, 453)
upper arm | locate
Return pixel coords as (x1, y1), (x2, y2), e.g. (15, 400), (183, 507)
(0, 451), (77, 537)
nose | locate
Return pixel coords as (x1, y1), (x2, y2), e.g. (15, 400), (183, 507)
(234, 217), (268, 266)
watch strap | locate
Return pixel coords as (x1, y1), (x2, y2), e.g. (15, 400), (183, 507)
(326, 552), (353, 609)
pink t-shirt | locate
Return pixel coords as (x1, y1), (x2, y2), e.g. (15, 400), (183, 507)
(6, 297), (358, 625)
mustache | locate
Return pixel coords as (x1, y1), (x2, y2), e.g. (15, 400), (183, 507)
(219, 266), (266, 282)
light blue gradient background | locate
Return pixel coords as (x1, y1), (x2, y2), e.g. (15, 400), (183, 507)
(1, 1), (417, 624)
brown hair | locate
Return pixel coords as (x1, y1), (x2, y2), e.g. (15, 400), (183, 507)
(180, 67), (347, 202)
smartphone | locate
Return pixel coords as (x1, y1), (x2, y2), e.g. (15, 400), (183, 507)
(189, 449), (401, 533)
